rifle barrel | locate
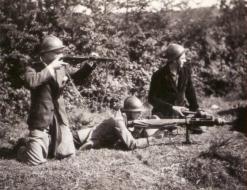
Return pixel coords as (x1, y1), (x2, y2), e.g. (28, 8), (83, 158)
(61, 56), (116, 64)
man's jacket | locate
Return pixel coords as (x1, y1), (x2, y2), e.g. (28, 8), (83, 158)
(24, 62), (94, 129)
(148, 64), (198, 117)
(24, 62), (94, 157)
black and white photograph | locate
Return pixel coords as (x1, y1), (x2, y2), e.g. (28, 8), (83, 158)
(0, 0), (246, 189)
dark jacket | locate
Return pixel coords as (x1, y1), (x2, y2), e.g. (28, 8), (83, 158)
(25, 62), (94, 130)
(148, 64), (198, 117)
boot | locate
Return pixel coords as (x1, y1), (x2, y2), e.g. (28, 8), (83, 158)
(79, 140), (94, 150)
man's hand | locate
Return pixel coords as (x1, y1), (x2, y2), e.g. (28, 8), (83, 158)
(48, 55), (68, 70)
(46, 55), (68, 78)
(195, 108), (213, 118)
(172, 106), (189, 117)
(87, 52), (99, 68)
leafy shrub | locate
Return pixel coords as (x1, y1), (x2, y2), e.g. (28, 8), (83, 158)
(0, 0), (246, 125)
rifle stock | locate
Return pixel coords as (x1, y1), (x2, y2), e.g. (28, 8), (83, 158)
(61, 56), (116, 65)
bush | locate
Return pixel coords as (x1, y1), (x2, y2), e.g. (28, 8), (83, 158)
(0, 0), (246, 125)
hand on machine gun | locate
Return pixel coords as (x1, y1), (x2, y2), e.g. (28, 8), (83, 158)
(172, 106), (226, 125)
(182, 108), (213, 119)
(172, 106), (189, 117)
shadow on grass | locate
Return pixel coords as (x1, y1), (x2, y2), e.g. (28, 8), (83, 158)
(0, 146), (15, 159)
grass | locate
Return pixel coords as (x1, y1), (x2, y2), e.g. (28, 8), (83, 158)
(0, 97), (246, 189)
(181, 128), (247, 190)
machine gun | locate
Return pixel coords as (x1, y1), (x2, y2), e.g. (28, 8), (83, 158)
(61, 55), (116, 65)
(128, 113), (233, 144)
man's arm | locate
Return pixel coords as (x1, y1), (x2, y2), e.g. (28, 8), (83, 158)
(67, 63), (96, 85)
(148, 73), (174, 112)
(149, 70), (189, 116)
(24, 56), (69, 89)
(24, 66), (53, 89)
(185, 67), (199, 111)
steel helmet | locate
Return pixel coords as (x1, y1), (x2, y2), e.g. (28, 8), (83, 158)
(40, 35), (65, 54)
(122, 96), (144, 112)
(164, 43), (185, 60)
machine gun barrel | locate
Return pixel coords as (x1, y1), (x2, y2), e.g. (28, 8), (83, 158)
(128, 117), (233, 129)
(128, 119), (186, 129)
(61, 56), (116, 65)
(128, 116), (233, 144)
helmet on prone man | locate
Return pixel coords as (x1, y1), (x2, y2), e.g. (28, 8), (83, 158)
(40, 35), (65, 54)
(164, 43), (185, 60)
(121, 96), (144, 112)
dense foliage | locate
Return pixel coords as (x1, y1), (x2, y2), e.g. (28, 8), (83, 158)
(0, 0), (246, 124)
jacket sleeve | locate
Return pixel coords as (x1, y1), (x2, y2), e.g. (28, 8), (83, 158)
(148, 72), (173, 112)
(24, 66), (53, 89)
(185, 68), (199, 111)
(68, 63), (95, 85)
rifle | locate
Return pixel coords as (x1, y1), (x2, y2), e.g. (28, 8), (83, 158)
(61, 56), (116, 65)
(128, 116), (233, 144)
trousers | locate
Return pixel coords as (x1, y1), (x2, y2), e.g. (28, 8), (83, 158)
(17, 123), (75, 165)
(17, 129), (50, 165)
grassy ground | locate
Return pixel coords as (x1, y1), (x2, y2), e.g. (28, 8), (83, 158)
(0, 97), (246, 190)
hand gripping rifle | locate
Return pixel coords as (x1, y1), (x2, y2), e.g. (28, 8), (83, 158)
(128, 114), (233, 144)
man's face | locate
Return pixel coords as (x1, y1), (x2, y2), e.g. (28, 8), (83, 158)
(125, 111), (142, 121)
(41, 49), (63, 64)
(177, 53), (186, 68)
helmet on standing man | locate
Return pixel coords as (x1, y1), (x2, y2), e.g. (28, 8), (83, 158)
(164, 43), (185, 60)
(40, 35), (65, 54)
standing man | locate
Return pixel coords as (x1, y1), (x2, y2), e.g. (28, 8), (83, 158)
(73, 96), (159, 150)
(148, 43), (199, 118)
(16, 35), (96, 165)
